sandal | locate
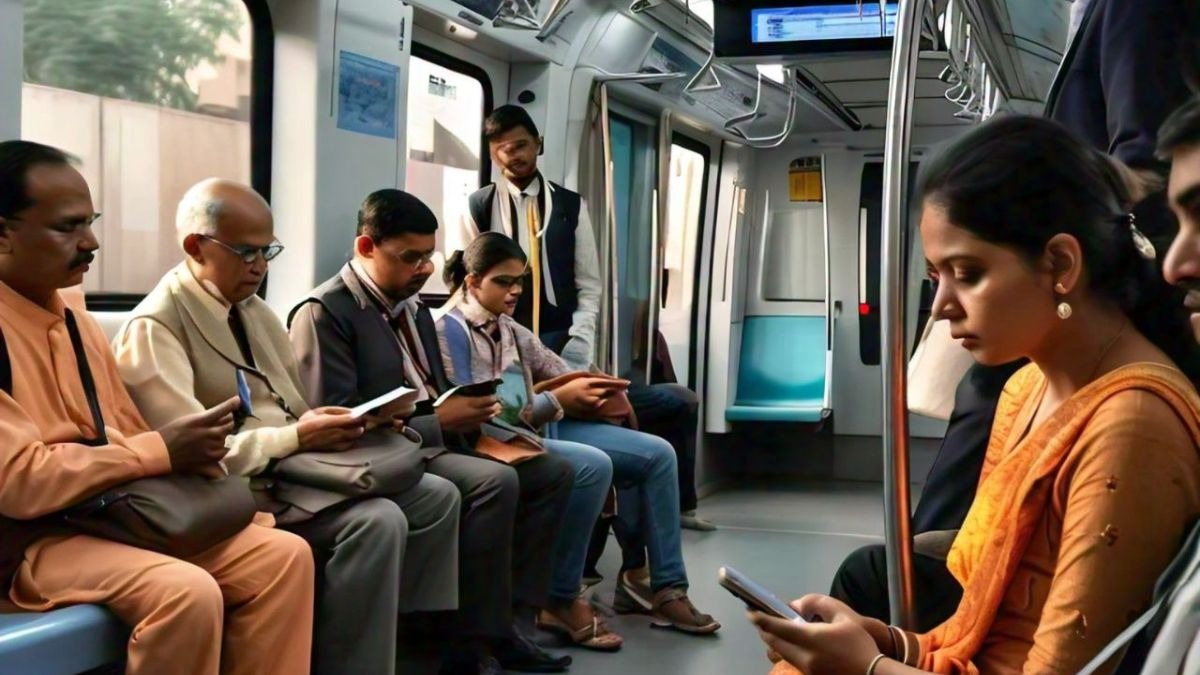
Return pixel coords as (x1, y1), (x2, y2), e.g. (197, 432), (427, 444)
(648, 587), (721, 635)
(538, 600), (625, 652)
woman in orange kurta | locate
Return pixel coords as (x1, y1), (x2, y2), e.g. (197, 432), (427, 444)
(752, 116), (1200, 675)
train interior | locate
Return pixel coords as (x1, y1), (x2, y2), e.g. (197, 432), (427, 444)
(0, 0), (1074, 672)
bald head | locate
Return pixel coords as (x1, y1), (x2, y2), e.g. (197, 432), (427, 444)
(176, 178), (272, 247)
(178, 178), (277, 304)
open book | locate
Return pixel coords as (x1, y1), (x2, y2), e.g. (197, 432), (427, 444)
(350, 386), (419, 419)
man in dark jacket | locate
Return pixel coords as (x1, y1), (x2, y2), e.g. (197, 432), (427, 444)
(289, 189), (575, 675)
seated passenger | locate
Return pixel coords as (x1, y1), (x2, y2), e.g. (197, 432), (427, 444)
(830, 0), (1197, 632)
(1144, 93), (1200, 673)
(287, 189), (575, 674)
(112, 178), (461, 675)
(752, 116), (1200, 674)
(0, 141), (314, 675)
(437, 233), (720, 640)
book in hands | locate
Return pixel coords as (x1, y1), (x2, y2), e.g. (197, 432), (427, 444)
(432, 379), (503, 408)
(350, 386), (419, 419)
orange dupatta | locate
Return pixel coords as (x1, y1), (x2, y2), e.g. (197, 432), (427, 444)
(770, 363), (1200, 675)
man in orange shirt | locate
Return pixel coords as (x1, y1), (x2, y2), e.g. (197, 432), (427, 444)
(0, 140), (315, 675)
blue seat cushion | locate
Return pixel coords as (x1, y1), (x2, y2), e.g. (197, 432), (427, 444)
(0, 604), (127, 675)
(727, 315), (828, 422)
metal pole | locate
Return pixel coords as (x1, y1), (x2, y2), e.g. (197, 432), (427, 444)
(880, 0), (924, 630)
(600, 84), (620, 376)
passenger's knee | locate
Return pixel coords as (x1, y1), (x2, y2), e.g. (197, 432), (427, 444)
(349, 498), (409, 545)
(425, 473), (462, 515)
(156, 561), (224, 624)
(476, 462), (520, 504)
(262, 528), (317, 583)
(643, 435), (679, 475)
(587, 449), (615, 486)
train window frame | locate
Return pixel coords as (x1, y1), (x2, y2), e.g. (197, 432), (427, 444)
(669, 132), (711, 391)
(23, 0), (277, 312)
(406, 43), (493, 305)
(408, 42), (494, 195)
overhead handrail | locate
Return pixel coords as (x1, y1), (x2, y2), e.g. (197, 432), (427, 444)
(724, 71), (765, 130)
(580, 65), (688, 84)
(683, 47), (722, 93)
(727, 68), (798, 148)
(880, 0), (924, 631)
(492, 0), (574, 42)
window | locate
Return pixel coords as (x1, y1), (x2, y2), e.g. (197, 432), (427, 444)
(761, 156), (826, 302)
(663, 141), (707, 311)
(857, 160), (919, 365)
(403, 45), (491, 296)
(667, 0), (714, 29)
(21, 0), (268, 304)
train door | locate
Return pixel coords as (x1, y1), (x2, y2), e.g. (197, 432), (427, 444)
(657, 134), (711, 388)
(607, 105), (658, 383)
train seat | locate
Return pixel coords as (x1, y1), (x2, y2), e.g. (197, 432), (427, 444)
(0, 601), (127, 674)
(726, 315), (831, 423)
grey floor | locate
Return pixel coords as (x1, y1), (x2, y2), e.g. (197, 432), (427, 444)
(532, 481), (889, 675)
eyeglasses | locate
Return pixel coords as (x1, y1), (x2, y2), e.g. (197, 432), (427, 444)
(382, 247), (436, 268)
(487, 274), (526, 290)
(0, 213), (102, 231)
(201, 235), (285, 264)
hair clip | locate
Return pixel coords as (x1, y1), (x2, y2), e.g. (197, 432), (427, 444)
(1128, 214), (1157, 260)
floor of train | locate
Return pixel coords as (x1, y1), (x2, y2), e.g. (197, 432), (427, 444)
(530, 480), (889, 675)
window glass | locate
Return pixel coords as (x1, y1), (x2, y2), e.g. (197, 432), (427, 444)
(404, 51), (487, 296)
(21, 0), (254, 297)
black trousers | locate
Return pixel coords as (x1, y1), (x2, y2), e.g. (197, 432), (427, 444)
(829, 361), (1025, 633)
(829, 544), (963, 633)
(426, 450), (573, 639)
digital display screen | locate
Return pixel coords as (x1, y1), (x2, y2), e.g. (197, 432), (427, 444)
(750, 3), (898, 43)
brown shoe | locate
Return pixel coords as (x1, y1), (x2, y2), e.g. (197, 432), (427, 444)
(649, 587), (721, 635)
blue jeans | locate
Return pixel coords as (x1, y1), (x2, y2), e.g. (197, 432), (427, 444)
(553, 420), (688, 592)
(543, 438), (613, 603)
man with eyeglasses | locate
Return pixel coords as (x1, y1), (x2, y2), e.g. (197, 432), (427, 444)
(289, 189), (575, 674)
(114, 178), (463, 675)
(0, 142), (315, 674)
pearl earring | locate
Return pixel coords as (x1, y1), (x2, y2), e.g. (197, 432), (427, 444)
(1054, 282), (1071, 319)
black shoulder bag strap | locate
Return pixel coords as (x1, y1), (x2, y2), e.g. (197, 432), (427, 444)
(64, 309), (110, 447)
(0, 323), (10, 397)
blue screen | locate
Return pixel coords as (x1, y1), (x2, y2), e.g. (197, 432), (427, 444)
(750, 3), (898, 43)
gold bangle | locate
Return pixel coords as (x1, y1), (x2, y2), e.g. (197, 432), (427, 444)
(866, 654), (887, 675)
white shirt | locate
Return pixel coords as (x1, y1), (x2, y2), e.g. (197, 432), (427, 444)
(450, 176), (602, 362)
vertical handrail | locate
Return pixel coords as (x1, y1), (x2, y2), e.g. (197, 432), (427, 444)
(647, 110), (672, 385)
(880, 0), (924, 630)
(600, 84), (621, 376)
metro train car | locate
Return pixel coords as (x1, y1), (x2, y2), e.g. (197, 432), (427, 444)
(1, 0), (1199, 673)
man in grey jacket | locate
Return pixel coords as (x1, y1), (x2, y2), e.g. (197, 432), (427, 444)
(114, 178), (461, 675)
(289, 189), (575, 675)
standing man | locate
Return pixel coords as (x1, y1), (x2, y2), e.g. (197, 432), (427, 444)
(451, 104), (713, 535)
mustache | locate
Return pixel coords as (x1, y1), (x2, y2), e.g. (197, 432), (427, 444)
(70, 251), (96, 269)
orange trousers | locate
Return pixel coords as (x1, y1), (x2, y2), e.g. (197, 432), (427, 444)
(9, 522), (314, 675)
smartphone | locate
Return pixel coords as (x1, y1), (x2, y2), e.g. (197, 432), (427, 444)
(717, 566), (805, 623)
(455, 379), (502, 398)
(234, 369), (253, 428)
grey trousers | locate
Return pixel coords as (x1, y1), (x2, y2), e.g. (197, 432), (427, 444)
(285, 472), (461, 675)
